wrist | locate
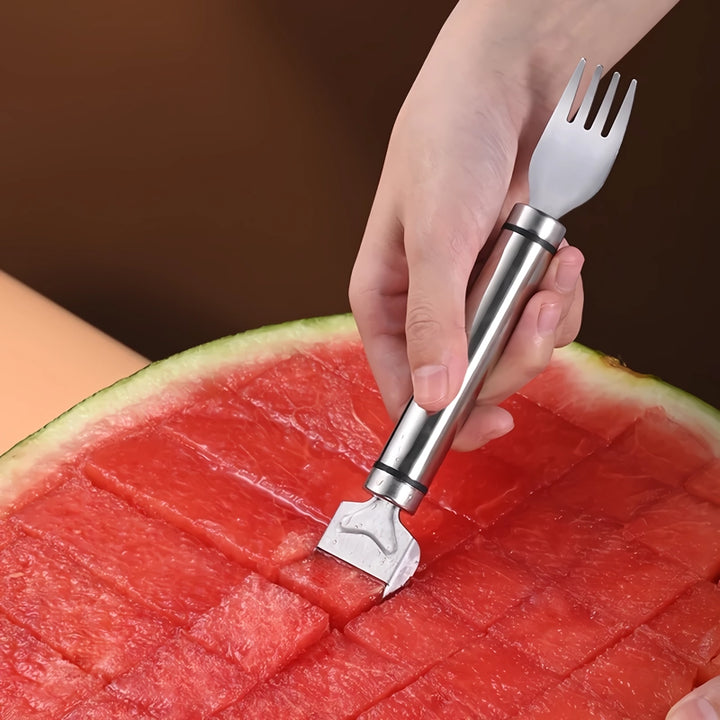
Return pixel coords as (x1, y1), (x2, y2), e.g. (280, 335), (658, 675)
(448, 0), (680, 136)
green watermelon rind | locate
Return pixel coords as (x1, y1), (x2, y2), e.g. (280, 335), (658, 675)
(0, 314), (718, 514)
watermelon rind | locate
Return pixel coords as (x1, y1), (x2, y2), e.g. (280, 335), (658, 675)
(544, 343), (720, 454)
(0, 313), (718, 514)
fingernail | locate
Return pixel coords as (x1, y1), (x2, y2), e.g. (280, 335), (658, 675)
(413, 365), (449, 407)
(556, 260), (581, 292)
(487, 409), (514, 441)
(667, 697), (719, 720)
(537, 303), (561, 337)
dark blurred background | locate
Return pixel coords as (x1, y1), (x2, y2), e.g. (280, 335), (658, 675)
(1, 1), (718, 406)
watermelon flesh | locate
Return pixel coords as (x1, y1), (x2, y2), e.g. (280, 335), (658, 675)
(0, 315), (718, 718)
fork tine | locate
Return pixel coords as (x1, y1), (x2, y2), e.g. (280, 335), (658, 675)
(592, 71), (620, 133)
(574, 64), (603, 126)
(551, 58), (586, 122)
(608, 78), (637, 143)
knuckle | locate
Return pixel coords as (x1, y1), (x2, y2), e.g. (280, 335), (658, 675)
(525, 353), (551, 380)
(524, 338), (554, 378)
(405, 304), (443, 349)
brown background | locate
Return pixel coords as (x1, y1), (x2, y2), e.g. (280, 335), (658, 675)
(1, 1), (718, 407)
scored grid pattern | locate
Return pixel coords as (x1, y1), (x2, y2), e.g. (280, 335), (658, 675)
(0, 339), (718, 718)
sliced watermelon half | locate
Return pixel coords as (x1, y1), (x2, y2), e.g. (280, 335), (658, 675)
(0, 314), (718, 719)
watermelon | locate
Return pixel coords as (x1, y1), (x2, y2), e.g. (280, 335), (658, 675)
(0, 314), (719, 719)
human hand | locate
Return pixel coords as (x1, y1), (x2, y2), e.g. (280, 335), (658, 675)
(349, 2), (584, 451)
(667, 677), (720, 719)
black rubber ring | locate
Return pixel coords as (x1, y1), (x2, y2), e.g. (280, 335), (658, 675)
(374, 461), (428, 495)
(502, 222), (558, 255)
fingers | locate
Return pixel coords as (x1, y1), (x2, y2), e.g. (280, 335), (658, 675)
(475, 243), (584, 407)
(402, 214), (480, 413)
(453, 405), (515, 453)
(349, 194), (413, 419)
(451, 243), (584, 451)
(666, 677), (720, 719)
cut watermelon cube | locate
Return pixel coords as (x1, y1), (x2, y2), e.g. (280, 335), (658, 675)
(306, 340), (383, 396)
(489, 491), (621, 583)
(188, 572), (328, 680)
(213, 681), (309, 720)
(240, 353), (386, 470)
(418, 636), (560, 718)
(429, 450), (537, 528)
(218, 631), (411, 720)
(686, 459), (720, 506)
(401, 499), (478, 568)
(62, 690), (155, 720)
(609, 408), (713, 486)
(624, 490), (720, 577)
(416, 535), (534, 631)
(167, 407), (369, 522)
(484, 395), (605, 485)
(559, 534), (698, 630)
(643, 581), (720, 665)
(15, 475), (249, 625)
(572, 629), (697, 718)
(698, 652), (720, 685)
(356, 681), (459, 719)
(85, 429), (323, 578)
(344, 583), (479, 673)
(515, 677), (625, 719)
(0, 534), (173, 678)
(277, 551), (383, 627)
(547, 447), (672, 522)
(0, 613), (101, 716)
(488, 584), (621, 675)
(0, 521), (19, 552)
(108, 631), (255, 719)
(519, 352), (640, 442)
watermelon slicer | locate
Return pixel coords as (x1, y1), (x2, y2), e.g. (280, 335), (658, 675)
(317, 59), (637, 596)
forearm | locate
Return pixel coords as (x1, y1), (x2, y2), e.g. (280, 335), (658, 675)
(433, 0), (680, 133)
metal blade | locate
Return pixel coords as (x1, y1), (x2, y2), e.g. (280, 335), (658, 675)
(316, 497), (421, 597)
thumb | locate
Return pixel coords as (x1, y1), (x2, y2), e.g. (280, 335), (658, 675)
(403, 224), (475, 413)
(667, 677), (720, 719)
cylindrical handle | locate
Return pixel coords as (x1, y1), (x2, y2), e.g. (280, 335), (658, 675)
(365, 204), (566, 513)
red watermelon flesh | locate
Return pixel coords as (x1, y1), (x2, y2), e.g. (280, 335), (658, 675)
(414, 535), (536, 632)
(515, 679), (625, 719)
(344, 582), (481, 674)
(644, 581), (720, 666)
(411, 635), (561, 718)
(186, 573), (328, 679)
(0, 613), (101, 717)
(62, 690), (154, 720)
(217, 631), (411, 720)
(13, 474), (249, 625)
(107, 631), (254, 720)
(487, 584), (621, 676)
(277, 551), (384, 627)
(0, 316), (718, 718)
(698, 652), (720, 686)
(572, 629), (698, 718)
(84, 430), (324, 578)
(0, 534), (174, 679)
(687, 459), (720, 505)
(623, 490), (720, 576)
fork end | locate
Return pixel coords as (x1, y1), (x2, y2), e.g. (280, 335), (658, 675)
(550, 58), (587, 122)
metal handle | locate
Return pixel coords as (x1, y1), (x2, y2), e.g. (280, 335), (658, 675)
(365, 203), (566, 513)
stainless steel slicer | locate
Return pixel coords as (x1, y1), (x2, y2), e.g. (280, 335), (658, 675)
(317, 59), (637, 596)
